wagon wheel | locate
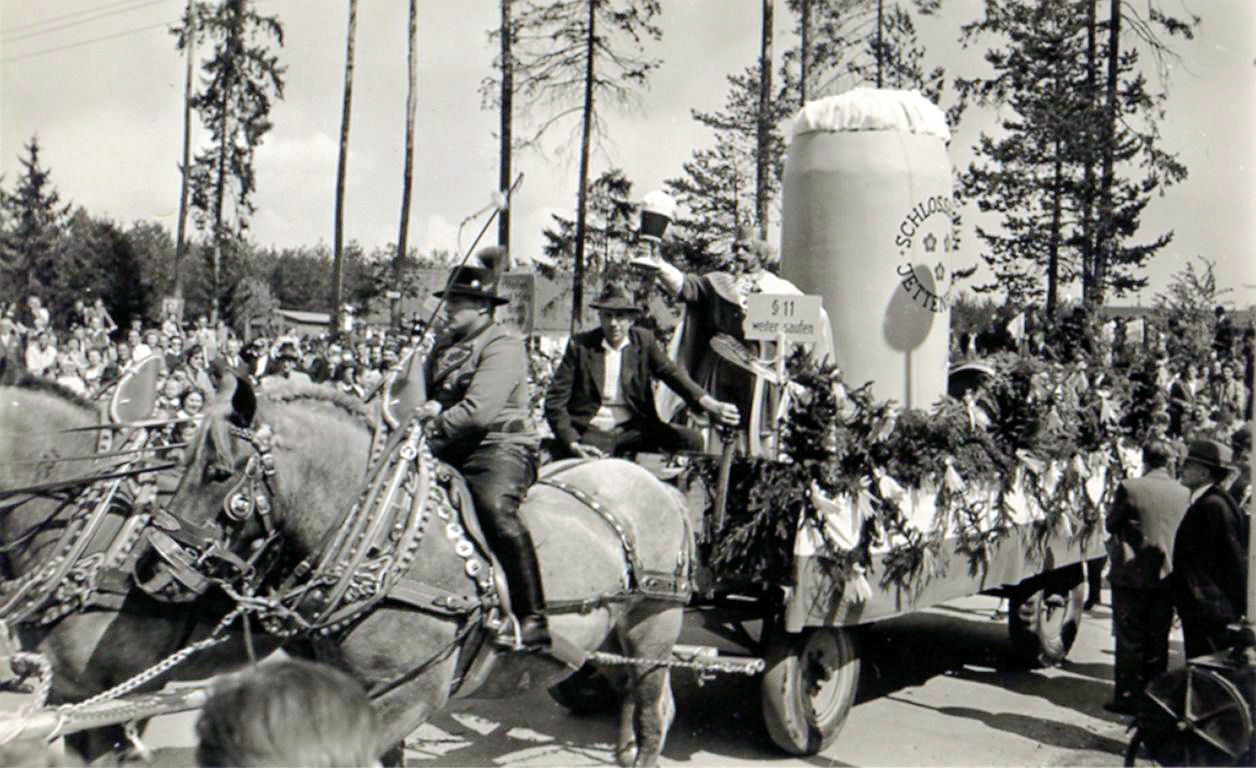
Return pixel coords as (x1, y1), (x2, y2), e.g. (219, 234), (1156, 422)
(760, 627), (860, 755)
(1136, 666), (1253, 766)
(1008, 580), (1085, 667)
(547, 661), (619, 715)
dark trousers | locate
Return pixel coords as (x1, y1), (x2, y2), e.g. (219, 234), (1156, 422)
(458, 442), (543, 617)
(1086, 556), (1106, 603)
(1181, 618), (1231, 660)
(571, 419), (703, 458)
(1111, 586), (1174, 700)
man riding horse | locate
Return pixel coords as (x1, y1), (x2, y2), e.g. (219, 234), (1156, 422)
(419, 248), (551, 653)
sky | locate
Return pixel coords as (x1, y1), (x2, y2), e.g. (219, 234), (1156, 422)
(1, 0), (1253, 307)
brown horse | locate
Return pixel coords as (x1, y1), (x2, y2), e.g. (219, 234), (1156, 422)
(163, 379), (694, 766)
(0, 382), (278, 759)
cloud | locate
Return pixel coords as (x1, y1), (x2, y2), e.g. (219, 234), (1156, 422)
(515, 205), (570, 267)
(415, 213), (458, 256)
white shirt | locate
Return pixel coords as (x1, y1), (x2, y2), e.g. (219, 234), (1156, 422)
(1188, 483), (1212, 505)
(26, 344), (57, 376)
(589, 337), (632, 431)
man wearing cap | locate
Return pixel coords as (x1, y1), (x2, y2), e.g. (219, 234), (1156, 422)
(544, 283), (740, 459)
(419, 249), (550, 652)
(1172, 438), (1248, 658)
(260, 340), (311, 389)
(1103, 438), (1189, 714)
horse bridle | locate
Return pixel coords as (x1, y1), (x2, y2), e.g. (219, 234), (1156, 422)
(138, 422), (282, 602)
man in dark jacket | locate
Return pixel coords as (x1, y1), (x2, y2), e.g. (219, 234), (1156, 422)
(421, 252), (550, 651)
(1104, 438), (1189, 713)
(1172, 438), (1248, 659)
(544, 283), (739, 459)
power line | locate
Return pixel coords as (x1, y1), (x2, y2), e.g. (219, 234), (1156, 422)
(2, 0), (175, 39)
(1, 0), (276, 66)
(1, 20), (177, 65)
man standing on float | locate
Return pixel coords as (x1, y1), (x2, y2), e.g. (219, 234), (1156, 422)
(642, 226), (833, 452)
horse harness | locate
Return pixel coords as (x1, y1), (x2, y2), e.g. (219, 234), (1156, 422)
(0, 425), (182, 628)
(138, 422), (283, 603)
(534, 465), (693, 610)
(179, 416), (693, 642)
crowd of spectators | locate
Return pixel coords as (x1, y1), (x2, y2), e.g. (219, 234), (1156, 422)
(0, 293), (432, 411)
(958, 302), (1254, 461)
(3, 290), (1252, 480)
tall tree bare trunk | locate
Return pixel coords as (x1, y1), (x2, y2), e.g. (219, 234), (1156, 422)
(174, 0), (196, 301)
(1096, 0), (1120, 308)
(498, 0), (514, 251)
(333, 0), (358, 334)
(1080, 0), (1098, 305)
(755, 0), (773, 239)
(1047, 66), (1063, 317)
(571, 0), (596, 332)
(210, 0), (243, 323)
(799, 0), (809, 106)
(875, 0), (884, 87)
(393, 0), (418, 330)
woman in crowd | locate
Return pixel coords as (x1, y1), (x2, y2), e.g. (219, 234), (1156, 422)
(53, 355), (87, 396)
(62, 335), (88, 370)
(334, 360), (364, 398)
(87, 297), (117, 335)
(81, 346), (107, 393)
(184, 343), (215, 395)
(84, 314), (110, 351)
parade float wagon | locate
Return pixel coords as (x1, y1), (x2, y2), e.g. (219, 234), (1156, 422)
(1, 90), (1119, 759)
(552, 89), (1114, 756)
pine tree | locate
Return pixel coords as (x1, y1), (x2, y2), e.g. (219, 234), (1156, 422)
(665, 67), (793, 266)
(957, 0), (1188, 314)
(541, 168), (636, 276)
(0, 137), (71, 305)
(958, 0), (1092, 311)
(494, 0), (662, 329)
(783, 0), (947, 105)
(175, 0), (285, 321)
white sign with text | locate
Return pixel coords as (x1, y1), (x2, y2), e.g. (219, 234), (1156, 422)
(743, 294), (823, 343)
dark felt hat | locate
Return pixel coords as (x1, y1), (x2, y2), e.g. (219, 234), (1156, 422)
(1183, 438), (1234, 470)
(433, 266), (509, 306)
(589, 283), (640, 313)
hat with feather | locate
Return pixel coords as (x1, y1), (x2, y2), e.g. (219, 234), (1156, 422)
(434, 246), (511, 306)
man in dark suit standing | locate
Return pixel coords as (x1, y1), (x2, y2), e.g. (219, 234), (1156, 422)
(1172, 438), (1247, 659)
(545, 283), (740, 459)
(1104, 438), (1189, 714)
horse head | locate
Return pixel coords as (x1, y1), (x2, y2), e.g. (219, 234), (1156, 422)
(139, 376), (280, 601)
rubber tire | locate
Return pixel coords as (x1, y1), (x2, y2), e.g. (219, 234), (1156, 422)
(547, 662), (618, 715)
(761, 627), (860, 755)
(1008, 580), (1086, 667)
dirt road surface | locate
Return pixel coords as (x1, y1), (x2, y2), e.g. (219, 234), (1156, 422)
(397, 593), (1141, 767)
(5, 591), (1158, 766)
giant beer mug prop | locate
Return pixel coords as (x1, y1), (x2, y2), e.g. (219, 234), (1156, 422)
(781, 88), (955, 409)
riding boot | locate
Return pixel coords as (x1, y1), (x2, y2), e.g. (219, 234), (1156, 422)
(496, 528), (551, 652)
